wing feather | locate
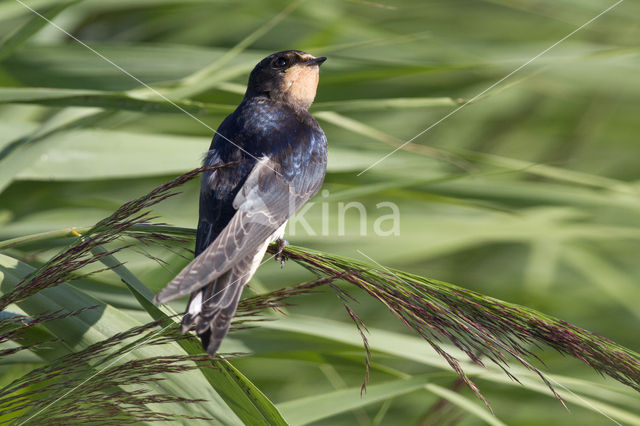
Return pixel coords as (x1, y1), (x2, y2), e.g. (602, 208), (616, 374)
(154, 154), (321, 304)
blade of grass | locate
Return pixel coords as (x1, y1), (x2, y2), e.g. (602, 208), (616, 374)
(277, 375), (432, 425)
(0, 252), (242, 424)
(312, 97), (460, 112)
(317, 110), (638, 194)
(0, 0), (80, 61)
(260, 316), (640, 425)
(95, 248), (289, 426)
(0, 87), (234, 114)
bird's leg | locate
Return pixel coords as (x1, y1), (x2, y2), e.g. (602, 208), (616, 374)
(274, 238), (289, 268)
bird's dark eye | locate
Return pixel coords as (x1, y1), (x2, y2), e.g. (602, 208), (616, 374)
(273, 57), (288, 68)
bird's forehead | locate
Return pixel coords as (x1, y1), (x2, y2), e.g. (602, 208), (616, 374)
(296, 53), (315, 61)
(270, 50), (314, 61)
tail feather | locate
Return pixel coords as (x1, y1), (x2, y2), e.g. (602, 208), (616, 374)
(205, 287), (245, 355)
(180, 246), (265, 356)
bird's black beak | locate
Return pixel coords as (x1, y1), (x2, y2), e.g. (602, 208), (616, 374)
(306, 56), (327, 67)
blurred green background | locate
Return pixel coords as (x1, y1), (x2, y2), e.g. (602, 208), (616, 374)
(1, 0), (640, 424)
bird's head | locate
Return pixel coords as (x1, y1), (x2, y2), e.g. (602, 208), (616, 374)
(246, 50), (327, 111)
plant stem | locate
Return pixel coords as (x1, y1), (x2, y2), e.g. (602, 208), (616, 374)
(0, 224), (196, 250)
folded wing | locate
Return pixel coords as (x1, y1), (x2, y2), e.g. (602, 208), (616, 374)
(154, 153), (324, 303)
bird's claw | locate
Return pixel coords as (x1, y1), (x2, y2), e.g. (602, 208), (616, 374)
(275, 238), (289, 268)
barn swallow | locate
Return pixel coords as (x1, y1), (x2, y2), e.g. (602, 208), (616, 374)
(154, 50), (328, 356)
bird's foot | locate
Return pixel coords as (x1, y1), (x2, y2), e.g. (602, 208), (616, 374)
(274, 238), (289, 268)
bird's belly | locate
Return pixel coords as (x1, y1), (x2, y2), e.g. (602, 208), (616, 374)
(269, 221), (287, 243)
(246, 220), (288, 280)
